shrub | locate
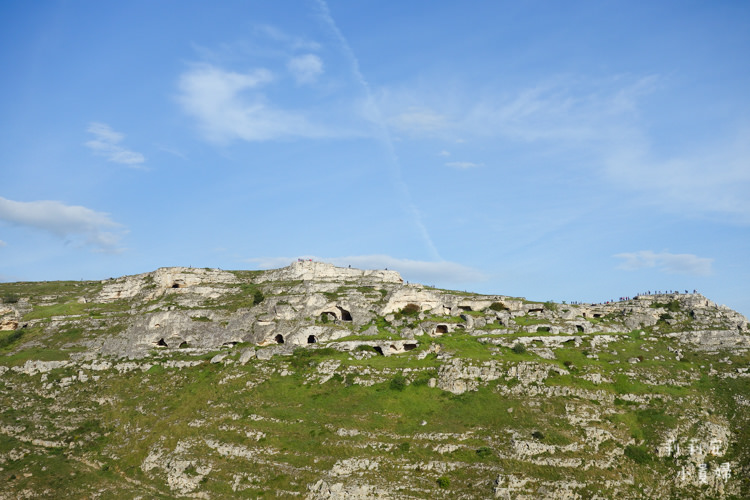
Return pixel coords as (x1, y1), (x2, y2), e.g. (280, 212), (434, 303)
(512, 343), (527, 354)
(436, 477), (450, 488)
(624, 445), (651, 464)
(532, 430), (545, 440)
(401, 303), (421, 316)
(389, 374), (407, 391)
(0, 330), (24, 349)
(253, 290), (265, 305)
(2, 293), (19, 304)
(489, 302), (508, 312)
(475, 446), (493, 458)
(651, 300), (680, 312)
(398, 442), (410, 453)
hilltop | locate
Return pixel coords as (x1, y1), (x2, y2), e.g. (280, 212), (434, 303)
(1, 262), (748, 498)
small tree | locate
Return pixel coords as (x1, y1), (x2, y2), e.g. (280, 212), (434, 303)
(512, 343), (527, 354)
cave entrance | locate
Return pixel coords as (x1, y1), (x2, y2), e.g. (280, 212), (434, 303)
(307, 335), (317, 344)
(403, 343), (417, 351)
(435, 324), (448, 334)
(155, 338), (168, 347)
(337, 306), (353, 322)
(373, 346), (384, 356)
(274, 334), (285, 344)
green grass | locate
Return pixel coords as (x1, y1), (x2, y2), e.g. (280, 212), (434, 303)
(513, 315), (549, 326)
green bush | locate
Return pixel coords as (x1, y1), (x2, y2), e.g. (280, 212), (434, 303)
(436, 476), (450, 488)
(512, 343), (527, 354)
(624, 445), (651, 464)
(532, 430), (545, 440)
(489, 302), (508, 312)
(253, 289), (265, 305)
(651, 300), (680, 312)
(0, 329), (24, 349)
(475, 446), (493, 458)
(389, 374), (407, 391)
(2, 293), (19, 304)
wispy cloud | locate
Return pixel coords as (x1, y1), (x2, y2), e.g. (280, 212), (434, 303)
(389, 107), (447, 134)
(381, 75), (659, 142)
(614, 250), (713, 276)
(0, 239), (6, 248)
(246, 254), (486, 285)
(288, 54), (323, 84)
(85, 123), (145, 166)
(177, 63), (335, 142)
(380, 74), (750, 222)
(438, 150), (451, 157)
(0, 197), (126, 252)
(603, 128), (750, 223)
(445, 161), (482, 169)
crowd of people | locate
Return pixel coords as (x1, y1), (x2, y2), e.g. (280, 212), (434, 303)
(566, 290), (699, 307)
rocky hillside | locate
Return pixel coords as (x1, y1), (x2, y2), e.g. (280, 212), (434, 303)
(1, 261), (748, 498)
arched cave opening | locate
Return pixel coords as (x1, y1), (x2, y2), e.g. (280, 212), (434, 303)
(435, 324), (448, 334)
(373, 346), (384, 356)
(274, 334), (285, 344)
(307, 335), (317, 344)
(337, 306), (353, 322)
(459, 305), (473, 312)
(576, 325), (584, 333)
(156, 338), (168, 347)
(403, 343), (417, 351)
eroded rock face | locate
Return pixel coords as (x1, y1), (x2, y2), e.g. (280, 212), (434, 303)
(10, 263), (750, 365)
(260, 260), (402, 284)
(0, 306), (20, 331)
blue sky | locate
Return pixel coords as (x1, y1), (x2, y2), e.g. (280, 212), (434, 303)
(1, 0), (749, 315)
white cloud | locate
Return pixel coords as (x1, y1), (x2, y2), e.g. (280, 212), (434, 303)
(0, 239), (6, 247)
(246, 254), (487, 285)
(287, 54), (323, 84)
(178, 63), (334, 142)
(445, 161), (482, 169)
(614, 250), (713, 276)
(85, 123), (145, 166)
(438, 150), (451, 157)
(0, 196), (125, 252)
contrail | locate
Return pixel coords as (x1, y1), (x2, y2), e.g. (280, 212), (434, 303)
(314, 0), (442, 261)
